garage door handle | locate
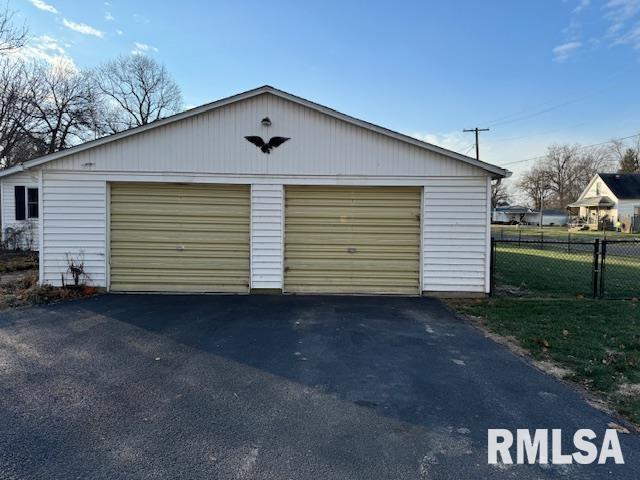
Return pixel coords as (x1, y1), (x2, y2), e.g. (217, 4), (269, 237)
(176, 245), (185, 251)
(347, 247), (357, 254)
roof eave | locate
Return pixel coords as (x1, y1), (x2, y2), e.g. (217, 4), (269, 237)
(0, 85), (510, 179)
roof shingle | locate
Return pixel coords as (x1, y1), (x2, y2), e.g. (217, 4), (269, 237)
(599, 173), (640, 200)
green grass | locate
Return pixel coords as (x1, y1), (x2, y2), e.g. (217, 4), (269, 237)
(451, 298), (640, 425)
(494, 245), (640, 299)
(492, 225), (640, 242)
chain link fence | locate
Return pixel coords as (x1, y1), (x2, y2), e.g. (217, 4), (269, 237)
(599, 240), (640, 298)
(491, 238), (640, 299)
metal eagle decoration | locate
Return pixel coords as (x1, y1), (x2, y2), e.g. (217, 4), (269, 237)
(244, 136), (290, 154)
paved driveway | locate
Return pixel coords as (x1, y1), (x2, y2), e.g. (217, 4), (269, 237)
(0, 295), (638, 479)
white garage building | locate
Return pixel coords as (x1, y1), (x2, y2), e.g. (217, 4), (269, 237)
(0, 86), (509, 296)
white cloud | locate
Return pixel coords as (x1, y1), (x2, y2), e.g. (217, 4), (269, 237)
(105, 12), (115, 21)
(9, 35), (76, 71)
(62, 18), (104, 38)
(604, 0), (640, 48)
(29, 0), (58, 14)
(132, 41), (159, 54)
(133, 13), (150, 24)
(573, 0), (590, 13)
(116, 29), (124, 36)
(410, 131), (476, 156)
(35, 35), (65, 54)
(552, 41), (582, 61)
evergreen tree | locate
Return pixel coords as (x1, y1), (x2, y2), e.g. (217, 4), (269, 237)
(618, 148), (640, 173)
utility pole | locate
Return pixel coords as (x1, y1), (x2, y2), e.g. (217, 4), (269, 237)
(463, 127), (490, 160)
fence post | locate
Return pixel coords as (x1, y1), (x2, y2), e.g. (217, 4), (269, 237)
(501, 228), (504, 240)
(592, 239), (600, 299)
(599, 240), (607, 298)
(490, 238), (496, 296)
(518, 230), (521, 248)
(540, 231), (544, 250)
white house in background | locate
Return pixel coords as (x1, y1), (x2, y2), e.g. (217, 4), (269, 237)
(568, 173), (640, 231)
(0, 86), (510, 296)
(524, 209), (569, 227)
(491, 205), (532, 224)
(492, 206), (568, 226)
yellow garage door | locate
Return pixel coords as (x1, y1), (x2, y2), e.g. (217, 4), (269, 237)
(284, 186), (421, 295)
(110, 183), (250, 293)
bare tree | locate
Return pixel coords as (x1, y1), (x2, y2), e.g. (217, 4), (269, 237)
(518, 166), (552, 210)
(540, 144), (584, 209)
(0, 58), (37, 167)
(491, 180), (510, 208)
(0, 3), (27, 55)
(517, 144), (614, 209)
(92, 54), (182, 133)
(26, 61), (97, 154)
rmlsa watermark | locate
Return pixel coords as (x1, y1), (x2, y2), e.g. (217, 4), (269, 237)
(488, 429), (624, 465)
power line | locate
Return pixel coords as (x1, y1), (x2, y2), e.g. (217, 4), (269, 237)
(501, 132), (640, 167)
(490, 121), (589, 144)
(481, 68), (630, 128)
(462, 143), (476, 155)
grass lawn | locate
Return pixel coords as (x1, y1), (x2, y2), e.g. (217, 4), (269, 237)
(492, 225), (640, 242)
(494, 244), (640, 298)
(451, 298), (640, 426)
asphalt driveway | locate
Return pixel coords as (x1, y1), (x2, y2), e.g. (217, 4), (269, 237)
(0, 294), (638, 479)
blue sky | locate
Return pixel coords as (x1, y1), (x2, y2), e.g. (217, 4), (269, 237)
(13, 0), (640, 176)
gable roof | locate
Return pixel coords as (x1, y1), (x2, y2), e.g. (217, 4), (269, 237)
(598, 173), (640, 200)
(0, 85), (510, 179)
(494, 205), (531, 213)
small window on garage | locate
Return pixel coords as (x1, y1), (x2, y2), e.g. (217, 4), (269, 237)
(27, 188), (38, 219)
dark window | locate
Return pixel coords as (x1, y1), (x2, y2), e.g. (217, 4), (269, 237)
(14, 186), (25, 220)
(27, 188), (38, 219)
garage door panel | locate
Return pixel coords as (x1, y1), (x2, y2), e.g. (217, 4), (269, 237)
(284, 186), (421, 295)
(285, 234), (419, 246)
(110, 183), (250, 293)
(111, 230), (249, 242)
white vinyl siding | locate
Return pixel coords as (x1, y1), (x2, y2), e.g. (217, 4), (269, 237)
(422, 177), (489, 293)
(5, 89), (497, 296)
(617, 200), (640, 220)
(35, 173), (491, 293)
(250, 184), (283, 290)
(41, 172), (106, 286)
(1, 171), (40, 251)
(43, 93), (483, 178)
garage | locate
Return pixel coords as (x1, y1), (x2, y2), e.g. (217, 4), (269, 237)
(284, 186), (422, 294)
(109, 183), (250, 293)
(0, 86), (509, 296)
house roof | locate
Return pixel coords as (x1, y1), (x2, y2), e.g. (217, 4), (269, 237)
(598, 173), (640, 199)
(494, 205), (531, 213)
(568, 196), (616, 208)
(538, 209), (568, 216)
(0, 85), (511, 179)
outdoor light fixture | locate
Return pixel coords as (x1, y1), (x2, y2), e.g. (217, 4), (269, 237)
(261, 117), (271, 127)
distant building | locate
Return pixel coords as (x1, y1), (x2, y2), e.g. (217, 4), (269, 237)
(492, 205), (532, 224)
(568, 173), (640, 232)
(524, 209), (569, 227)
(492, 206), (568, 226)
